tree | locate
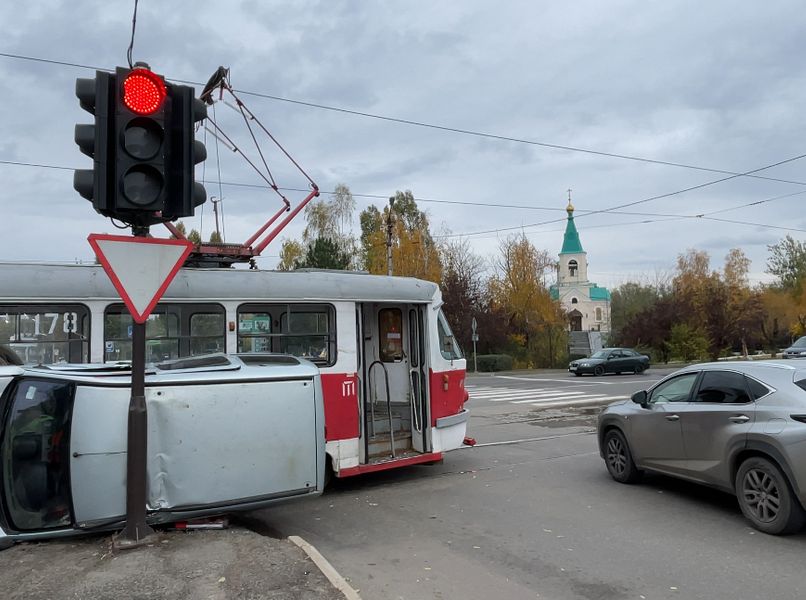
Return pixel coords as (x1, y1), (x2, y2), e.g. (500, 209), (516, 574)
(303, 183), (356, 244)
(277, 239), (304, 271)
(209, 230), (223, 244)
(187, 229), (202, 244)
(440, 239), (487, 354)
(488, 235), (565, 367)
(294, 237), (352, 270)
(171, 221), (188, 239)
(359, 190), (442, 283)
(767, 235), (806, 292)
(610, 282), (665, 344)
(619, 296), (682, 363)
(666, 323), (710, 362)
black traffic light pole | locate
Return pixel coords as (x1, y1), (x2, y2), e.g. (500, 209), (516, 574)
(119, 226), (155, 544)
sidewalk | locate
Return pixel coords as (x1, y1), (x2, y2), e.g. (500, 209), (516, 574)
(0, 526), (353, 600)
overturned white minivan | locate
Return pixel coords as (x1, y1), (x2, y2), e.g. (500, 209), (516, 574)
(0, 354), (325, 544)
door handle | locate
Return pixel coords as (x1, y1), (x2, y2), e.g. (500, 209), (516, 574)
(665, 414), (680, 422)
(729, 415), (750, 424)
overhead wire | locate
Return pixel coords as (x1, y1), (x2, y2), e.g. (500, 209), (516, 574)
(126, 0), (139, 69)
(2, 157), (804, 238)
(2, 50), (806, 187)
(2, 50), (804, 242)
(439, 151), (806, 238)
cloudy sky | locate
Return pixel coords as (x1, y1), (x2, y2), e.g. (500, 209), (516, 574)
(2, 0), (805, 288)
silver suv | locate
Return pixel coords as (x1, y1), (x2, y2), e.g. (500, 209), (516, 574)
(598, 361), (806, 535)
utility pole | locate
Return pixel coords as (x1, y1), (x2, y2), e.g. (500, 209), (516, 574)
(386, 196), (395, 276)
(211, 196), (222, 241)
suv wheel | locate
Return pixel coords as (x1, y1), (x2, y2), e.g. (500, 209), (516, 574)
(735, 457), (806, 535)
(604, 429), (642, 484)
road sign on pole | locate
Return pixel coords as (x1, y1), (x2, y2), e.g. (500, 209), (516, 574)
(88, 234), (193, 322)
(88, 233), (192, 544)
(471, 317), (478, 373)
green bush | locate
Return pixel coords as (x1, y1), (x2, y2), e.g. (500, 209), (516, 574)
(475, 354), (514, 372)
(666, 323), (710, 362)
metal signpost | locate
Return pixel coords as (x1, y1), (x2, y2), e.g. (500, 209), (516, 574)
(471, 317), (479, 373)
(88, 234), (193, 544)
(75, 61), (206, 545)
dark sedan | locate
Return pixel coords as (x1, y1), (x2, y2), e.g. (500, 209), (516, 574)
(568, 347), (650, 376)
(781, 336), (806, 359)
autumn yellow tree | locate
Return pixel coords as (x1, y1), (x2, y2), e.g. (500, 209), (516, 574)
(359, 191), (442, 283)
(277, 239), (305, 271)
(488, 235), (566, 367)
(672, 248), (762, 358)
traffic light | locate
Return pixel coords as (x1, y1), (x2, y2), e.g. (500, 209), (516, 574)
(74, 64), (207, 228)
(164, 82), (208, 221)
(73, 71), (114, 213)
(113, 66), (169, 223)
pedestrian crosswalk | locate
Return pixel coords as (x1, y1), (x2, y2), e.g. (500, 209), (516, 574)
(465, 384), (627, 409)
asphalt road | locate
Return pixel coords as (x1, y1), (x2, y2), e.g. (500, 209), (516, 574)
(252, 369), (806, 600)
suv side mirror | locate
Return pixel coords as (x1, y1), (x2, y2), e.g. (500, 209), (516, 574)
(631, 390), (648, 406)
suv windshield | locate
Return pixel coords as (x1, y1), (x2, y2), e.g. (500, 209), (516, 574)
(1, 378), (74, 531)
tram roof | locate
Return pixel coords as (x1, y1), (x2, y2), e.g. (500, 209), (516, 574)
(0, 262), (440, 304)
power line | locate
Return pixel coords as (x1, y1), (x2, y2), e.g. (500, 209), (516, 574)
(4, 157), (805, 231)
(440, 152), (806, 238)
(3, 50), (806, 188)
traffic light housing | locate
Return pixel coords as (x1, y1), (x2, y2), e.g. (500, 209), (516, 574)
(74, 72), (114, 212)
(74, 65), (207, 227)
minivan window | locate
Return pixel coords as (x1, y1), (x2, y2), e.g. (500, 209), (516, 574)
(1, 379), (74, 531)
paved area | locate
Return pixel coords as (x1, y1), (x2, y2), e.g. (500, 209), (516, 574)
(253, 374), (806, 600)
(0, 527), (346, 600)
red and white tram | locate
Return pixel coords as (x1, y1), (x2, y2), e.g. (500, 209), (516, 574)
(0, 262), (469, 478)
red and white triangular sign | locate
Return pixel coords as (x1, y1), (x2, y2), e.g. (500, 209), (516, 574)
(88, 234), (193, 323)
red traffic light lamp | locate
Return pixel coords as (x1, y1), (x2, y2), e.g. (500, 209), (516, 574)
(122, 68), (166, 115)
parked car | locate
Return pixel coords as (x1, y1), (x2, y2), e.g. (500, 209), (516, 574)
(568, 347), (650, 376)
(597, 361), (806, 535)
(781, 336), (806, 359)
(0, 354), (326, 545)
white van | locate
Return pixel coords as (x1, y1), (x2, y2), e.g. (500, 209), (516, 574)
(0, 354), (325, 544)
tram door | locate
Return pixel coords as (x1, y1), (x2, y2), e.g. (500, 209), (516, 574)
(360, 303), (429, 461)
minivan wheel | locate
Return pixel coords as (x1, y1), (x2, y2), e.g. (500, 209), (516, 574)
(593, 365), (605, 376)
(603, 429), (642, 484)
(735, 457), (806, 535)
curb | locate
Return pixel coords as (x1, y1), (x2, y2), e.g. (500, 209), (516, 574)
(288, 535), (362, 600)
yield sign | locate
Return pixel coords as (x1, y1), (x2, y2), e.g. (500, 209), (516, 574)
(88, 233), (193, 323)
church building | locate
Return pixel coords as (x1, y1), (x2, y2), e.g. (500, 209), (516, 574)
(549, 198), (611, 333)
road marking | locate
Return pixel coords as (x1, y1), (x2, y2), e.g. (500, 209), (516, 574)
(529, 395), (628, 409)
(470, 389), (581, 401)
(481, 375), (655, 386)
(510, 392), (592, 403)
(466, 384), (629, 408)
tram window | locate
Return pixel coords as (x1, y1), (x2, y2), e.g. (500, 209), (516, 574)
(437, 309), (463, 360)
(190, 313), (226, 356)
(237, 304), (336, 366)
(104, 304), (225, 363)
(0, 305), (90, 364)
(379, 308), (403, 362)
